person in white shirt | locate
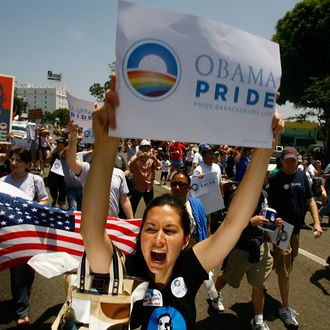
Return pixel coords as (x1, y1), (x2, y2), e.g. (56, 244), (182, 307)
(185, 144), (195, 174)
(160, 154), (171, 185)
(66, 121), (133, 218)
(306, 156), (321, 187)
(193, 145), (224, 198)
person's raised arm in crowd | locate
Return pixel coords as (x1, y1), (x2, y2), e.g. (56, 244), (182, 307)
(81, 82), (119, 272)
(66, 120), (84, 176)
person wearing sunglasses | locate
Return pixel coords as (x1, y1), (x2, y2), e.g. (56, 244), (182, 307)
(170, 171), (208, 245)
(170, 171), (224, 312)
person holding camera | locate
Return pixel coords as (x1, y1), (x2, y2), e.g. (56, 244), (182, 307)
(266, 147), (323, 328)
(128, 139), (161, 215)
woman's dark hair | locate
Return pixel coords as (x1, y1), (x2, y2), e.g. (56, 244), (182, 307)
(134, 194), (191, 257)
(172, 170), (191, 185)
(9, 148), (32, 164)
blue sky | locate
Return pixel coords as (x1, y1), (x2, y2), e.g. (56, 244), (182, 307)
(1, 0), (301, 116)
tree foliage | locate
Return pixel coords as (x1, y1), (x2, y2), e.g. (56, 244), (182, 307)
(272, 0), (330, 160)
(13, 93), (28, 117)
(272, 0), (330, 106)
(41, 108), (70, 126)
(89, 62), (115, 101)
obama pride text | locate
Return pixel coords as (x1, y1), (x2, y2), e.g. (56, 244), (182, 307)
(194, 54), (277, 114)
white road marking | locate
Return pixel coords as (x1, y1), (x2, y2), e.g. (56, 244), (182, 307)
(298, 248), (328, 266)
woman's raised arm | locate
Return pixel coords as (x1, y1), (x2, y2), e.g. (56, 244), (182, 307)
(194, 112), (284, 272)
(80, 75), (120, 273)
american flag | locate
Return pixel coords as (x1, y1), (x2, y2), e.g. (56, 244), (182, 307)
(0, 192), (142, 271)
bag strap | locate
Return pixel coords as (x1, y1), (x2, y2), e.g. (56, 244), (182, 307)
(77, 246), (125, 295)
(32, 174), (39, 202)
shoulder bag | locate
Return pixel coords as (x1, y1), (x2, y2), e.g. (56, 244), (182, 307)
(52, 248), (148, 330)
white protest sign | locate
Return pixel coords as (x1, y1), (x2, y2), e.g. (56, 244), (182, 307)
(115, 1), (281, 147)
(190, 172), (224, 214)
(12, 120), (29, 139)
(50, 158), (64, 176)
(82, 128), (95, 144)
(67, 93), (93, 129)
(11, 137), (32, 150)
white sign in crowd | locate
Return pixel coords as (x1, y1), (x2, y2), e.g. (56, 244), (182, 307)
(67, 93), (95, 144)
(190, 172), (224, 214)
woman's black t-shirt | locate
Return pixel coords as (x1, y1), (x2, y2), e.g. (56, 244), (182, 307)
(125, 248), (208, 330)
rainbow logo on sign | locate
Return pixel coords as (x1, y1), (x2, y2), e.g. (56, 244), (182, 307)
(123, 40), (180, 100)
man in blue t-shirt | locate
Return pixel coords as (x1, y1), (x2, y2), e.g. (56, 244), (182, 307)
(267, 147), (322, 329)
(234, 147), (252, 182)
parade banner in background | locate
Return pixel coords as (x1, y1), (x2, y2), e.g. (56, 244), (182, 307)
(67, 93), (94, 129)
(190, 172), (224, 214)
(0, 74), (15, 143)
(47, 70), (62, 81)
(115, 1), (281, 147)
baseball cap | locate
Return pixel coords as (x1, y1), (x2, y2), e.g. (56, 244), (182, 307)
(281, 147), (298, 160)
(198, 143), (209, 151)
(140, 139), (151, 147)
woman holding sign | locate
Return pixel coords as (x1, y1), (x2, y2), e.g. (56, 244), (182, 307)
(80, 75), (284, 329)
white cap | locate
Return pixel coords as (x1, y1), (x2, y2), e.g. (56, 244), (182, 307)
(140, 139), (151, 147)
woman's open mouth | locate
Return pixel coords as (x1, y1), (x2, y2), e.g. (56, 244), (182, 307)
(151, 251), (166, 263)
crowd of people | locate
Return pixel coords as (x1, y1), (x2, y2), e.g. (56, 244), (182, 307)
(0, 96), (329, 329)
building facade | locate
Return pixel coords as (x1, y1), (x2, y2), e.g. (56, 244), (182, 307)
(279, 121), (320, 150)
(16, 83), (68, 113)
